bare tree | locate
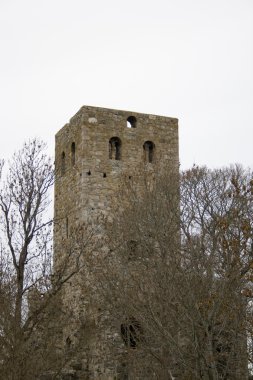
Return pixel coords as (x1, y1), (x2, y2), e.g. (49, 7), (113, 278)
(0, 140), (104, 380)
(96, 165), (253, 379)
(0, 140), (55, 378)
(179, 165), (252, 379)
(0, 140), (54, 323)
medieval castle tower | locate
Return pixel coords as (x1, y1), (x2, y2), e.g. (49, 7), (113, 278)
(54, 106), (179, 378)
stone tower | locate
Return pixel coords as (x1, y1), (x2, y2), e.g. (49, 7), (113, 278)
(54, 106), (179, 378)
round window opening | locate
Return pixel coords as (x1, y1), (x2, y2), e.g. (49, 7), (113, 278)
(126, 116), (137, 128)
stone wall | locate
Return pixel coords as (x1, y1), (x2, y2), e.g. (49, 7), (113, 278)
(53, 106), (179, 378)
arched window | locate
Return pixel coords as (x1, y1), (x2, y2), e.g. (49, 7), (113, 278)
(61, 151), (66, 175)
(71, 142), (76, 166)
(109, 137), (121, 160)
(143, 141), (155, 163)
(126, 116), (137, 128)
(121, 318), (142, 348)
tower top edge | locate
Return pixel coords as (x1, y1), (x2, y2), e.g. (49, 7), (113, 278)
(74, 105), (178, 120)
(56, 105), (178, 137)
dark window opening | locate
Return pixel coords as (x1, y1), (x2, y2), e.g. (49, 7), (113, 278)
(121, 318), (142, 348)
(61, 152), (66, 175)
(71, 142), (76, 166)
(143, 141), (155, 163)
(109, 137), (121, 160)
(66, 336), (71, 348)
(87, 170), (91, 176)
(103, 173), (107, 178)
(126, 116), (137, 128)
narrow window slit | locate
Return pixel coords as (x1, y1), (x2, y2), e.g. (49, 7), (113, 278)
(71, 142), (76, 166)
(61, 152), (66, 175)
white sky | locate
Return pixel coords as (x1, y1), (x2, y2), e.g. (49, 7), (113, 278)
(0, 0), (252, 169)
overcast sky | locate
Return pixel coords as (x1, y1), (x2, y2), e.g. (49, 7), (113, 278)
(0, 0), (252, 169)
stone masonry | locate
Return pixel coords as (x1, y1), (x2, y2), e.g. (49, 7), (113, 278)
(53, 106), (179, 378)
